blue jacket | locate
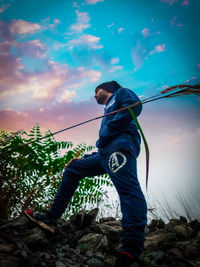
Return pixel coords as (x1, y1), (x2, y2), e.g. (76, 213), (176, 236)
(96, 87), (142, 150)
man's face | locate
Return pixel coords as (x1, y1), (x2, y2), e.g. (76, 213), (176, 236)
(95, 88), (109, 105)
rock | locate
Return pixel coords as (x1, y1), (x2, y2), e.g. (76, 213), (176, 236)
(23, 227), (48, 246)
(86, 257), (104, 267)
(0, 255), (21, 267)
(76, 233), (108, 252)
(180, 216), (187, 224)
(0, 210), (200, 267)
(0, 243), (14, 253)
(70, 208), (99, 230)
(174, 225), (187, 241)
(99, 217), (116, 223)
(148, 219), (165, 231)
(184, 245), (199, 259)
(190, 219), (200, 232)
(12, 215), (29, 229)
(98, 223), (122, 243)
(164, 218), (183, 231)
(167, 247), (185, 261)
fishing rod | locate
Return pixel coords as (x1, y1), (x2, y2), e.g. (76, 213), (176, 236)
(0, 84), (199, 158)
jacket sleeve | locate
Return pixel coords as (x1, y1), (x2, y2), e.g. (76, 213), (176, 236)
(106, 87), (142, 129)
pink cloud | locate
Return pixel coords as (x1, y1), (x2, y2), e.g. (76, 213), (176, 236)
(70, 10), (90, 32)
(23, 39), (47, 58)
(0, 97), (103, 145)
(9, 19), (41, 35)
(118, 27), (124, 34)
(160, 0), (179, 5)
(68, 34), (103, 50)
(54, 19), (60, 24)
(198, 64), (200, 69)
(181, 0), (189, 6)
(141, 28), (151, 38)
(86, 0), (104, 4)
(170, 16), (184, 27)
(108, 66), (123, 73)
(185, 77), (197, 83)
(148, 44), (166, 56)
(0, 3), (11, 13)
(111, 58), (119, 64)
(0, 51), (101, 102)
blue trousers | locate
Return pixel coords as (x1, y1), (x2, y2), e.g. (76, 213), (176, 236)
(49, 134), (147, 258)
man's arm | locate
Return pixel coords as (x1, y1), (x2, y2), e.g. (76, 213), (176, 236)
(96, 88), (142, 148)
(106, 87), (142, 129)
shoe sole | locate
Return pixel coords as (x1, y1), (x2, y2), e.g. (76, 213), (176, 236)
(24, 210), (55, 234)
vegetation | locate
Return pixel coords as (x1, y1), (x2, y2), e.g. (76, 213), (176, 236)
(0, 125), (112, 220)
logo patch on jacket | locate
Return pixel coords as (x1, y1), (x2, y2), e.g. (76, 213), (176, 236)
(108, 151), (127, 173)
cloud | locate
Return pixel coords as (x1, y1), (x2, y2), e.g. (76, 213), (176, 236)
(108, 22), (114, 28)
(170, 16), (184, 27)
(198, 64), (200, 69)
(0, 51), (101, 102)
(131, 40), (147, 71)
(148, 44), (166, 55)
(0, 97), (103, 145)
(86, 0), (104, 4)
(141, 28), (151, 38)
(0, 54), (35, 97)
(108, 66), (123, 73)
(111, 57), (119, 64)
(58, 90), (77, 102)
(70, 10), (90, 33)
(181, 0), (189, 6)
(68, 34), (103, 50)
(22, 39), (47, 58)
(165, 134), (185, 145)
(0, 3), (11, 13)
(73, 2), (80, 8)
(9, 19), (41, 35)
(54, 19), (60, 24)
(160, 0), (179, 5)
(118, 27), (124, 34)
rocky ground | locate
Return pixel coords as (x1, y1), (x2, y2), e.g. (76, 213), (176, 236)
(0, 208), (200, 267)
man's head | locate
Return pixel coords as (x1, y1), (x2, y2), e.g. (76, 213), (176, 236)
(95, 81), (121, 105)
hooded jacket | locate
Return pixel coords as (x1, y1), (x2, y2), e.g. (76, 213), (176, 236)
(96, 87), (142, 150)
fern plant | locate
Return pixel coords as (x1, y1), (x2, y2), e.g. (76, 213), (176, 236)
(0, 125), (112, 219)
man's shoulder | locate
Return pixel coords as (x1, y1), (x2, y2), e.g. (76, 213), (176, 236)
(117, 87), (134, 96)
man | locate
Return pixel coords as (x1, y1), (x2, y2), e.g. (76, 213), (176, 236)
(25, 81), (147, 266)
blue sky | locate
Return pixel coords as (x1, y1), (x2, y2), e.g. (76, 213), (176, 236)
(0, 0), (200, 216)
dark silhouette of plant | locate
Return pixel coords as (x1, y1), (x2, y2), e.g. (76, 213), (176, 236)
(0, 125), (112, 219)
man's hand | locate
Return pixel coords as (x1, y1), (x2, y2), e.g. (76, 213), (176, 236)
(65, 158), (81, 169)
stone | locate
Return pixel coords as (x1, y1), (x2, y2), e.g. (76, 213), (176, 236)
(184, 245), (199, 259)
(179, 216), (187, 224)
(86, 257), (104, 267)
(98, 223), (122, 243)
(167, 247), (185, 261)
(0, 243), (14, 253)
(76, 233), (108, 252)
(99, 217), (116, 223)
(23, 227), (48, 246)
(148, 219), (165, 231)
(12, 215), (29, 229)
(174, 225), (187, 241)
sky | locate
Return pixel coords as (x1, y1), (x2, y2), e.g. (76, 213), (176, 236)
(0, 0), (200, 218)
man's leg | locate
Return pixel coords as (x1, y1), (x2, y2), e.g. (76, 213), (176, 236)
(99, 147), (147, 260)
(49, 153), (106, 219)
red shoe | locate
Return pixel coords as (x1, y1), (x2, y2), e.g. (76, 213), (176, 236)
(25, 209), (56, 234)
(115, 251), (144, 267)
